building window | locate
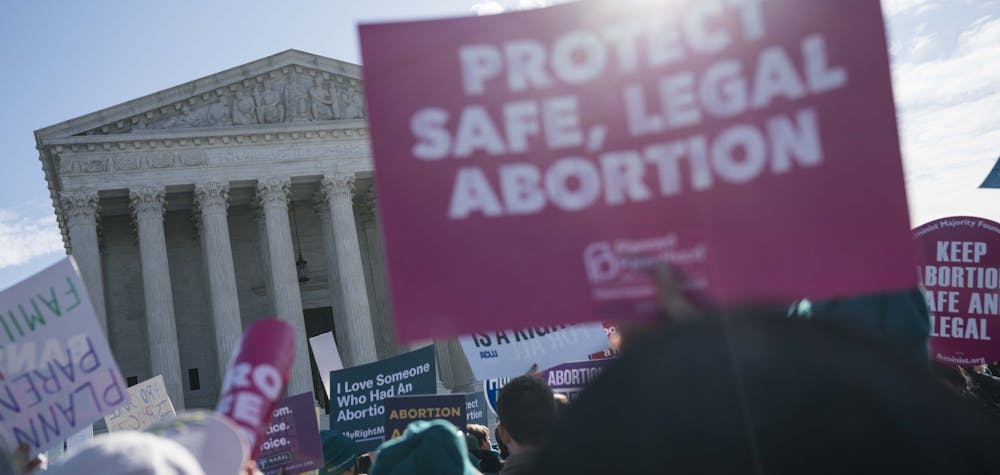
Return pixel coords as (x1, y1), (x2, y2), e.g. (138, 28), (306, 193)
(127, 376), (138, 387)
(188, 368), (200, 391)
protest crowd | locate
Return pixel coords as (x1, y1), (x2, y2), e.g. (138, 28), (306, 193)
(5, 0), (1000, 474)
(3, 268), (1000, 474)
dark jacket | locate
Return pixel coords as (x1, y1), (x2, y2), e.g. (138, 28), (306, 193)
(499, 449), (539, 475)
(470, 449), (503, 474)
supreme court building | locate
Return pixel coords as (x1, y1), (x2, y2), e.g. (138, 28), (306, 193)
(35, 50), (475, 410)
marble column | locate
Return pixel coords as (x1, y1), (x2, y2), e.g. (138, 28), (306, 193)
(355, 190), (402, 360)
(60, 191), (108, 335)
(252, 203), (276, 317)
(435, 343), (456, 388)
(129, 186), (185, 410)
(318, 175), (378, 367)
(312, 193), (349, 362)
(194, 182), (243, 379)
(256, 177), (313, 396)
(442, 339), (476, 392)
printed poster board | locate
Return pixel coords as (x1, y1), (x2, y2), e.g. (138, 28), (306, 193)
(308, 331), (344, 398)
(104, 374), (176, 432)
(359, 0), (916, 342)
(383, 394), (465, 440)
(459, 323), (610, 380)
(256, 392), (324, 475)
(329, 345), (437, 452)
(465, 391), (489, 428)
(0, 258), (127, 452)
(914, 217), (1000, 365)
(538, 359), (613, 402)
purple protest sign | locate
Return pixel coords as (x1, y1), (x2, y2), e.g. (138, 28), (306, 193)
(256, 392), (324, 475)
(538, 359), (613, 401)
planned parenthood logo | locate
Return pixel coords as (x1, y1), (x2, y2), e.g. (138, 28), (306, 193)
(583, 235), (707, 300)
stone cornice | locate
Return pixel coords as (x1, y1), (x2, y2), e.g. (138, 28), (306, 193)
(44, 120), (368, 151)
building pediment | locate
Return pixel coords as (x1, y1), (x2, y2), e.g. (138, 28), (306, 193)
(36, 49), (365, 141)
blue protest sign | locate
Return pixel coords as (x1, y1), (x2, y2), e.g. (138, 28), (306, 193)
(465, 392), (489, 428)
(483, 377), (511, 416)
(384, 394), (465, 439)
(329, 345), (437, 452)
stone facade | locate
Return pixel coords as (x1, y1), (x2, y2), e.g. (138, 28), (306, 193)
(36, 50), (476, 409)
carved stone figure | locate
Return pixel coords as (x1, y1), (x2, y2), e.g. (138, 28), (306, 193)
(206, 97), (231, 127)
(284, 80), (310, 122)
(255, 83), (285, 124)
(75, 67), (369, 134)
(341, 88), (367, 119)
(308, 78), (336, 121)
(173, 105), (203, 128)
(231, 90), (257, 125)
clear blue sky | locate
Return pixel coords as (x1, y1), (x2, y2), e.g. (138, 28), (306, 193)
(0, 0), (997, 289)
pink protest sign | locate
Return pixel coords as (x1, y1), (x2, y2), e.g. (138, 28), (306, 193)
(914, 217), (1000, 365)
(217, 319), (295, 460)
(359, 0), (915, 342)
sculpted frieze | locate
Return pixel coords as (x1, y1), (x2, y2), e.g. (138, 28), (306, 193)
(82, 159), (109, 173)
(114, 156), (140, 171)
(61, 150), (210, 176)
(146, 153), (177, 169)
(214, 140), (370, 165)
(57, 140), (367, 177)
(77, 67), (367, 136)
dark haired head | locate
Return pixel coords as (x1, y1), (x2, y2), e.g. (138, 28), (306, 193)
(497, 375), (556, 446)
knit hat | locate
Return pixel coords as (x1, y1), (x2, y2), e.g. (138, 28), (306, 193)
(370, 420), (480, 475)
(146, 411), (247, 475)
(46, 432), (204, 475)
(320, 430), (359, 474)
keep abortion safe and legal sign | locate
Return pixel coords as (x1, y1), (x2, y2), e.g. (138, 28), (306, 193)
(915, 217), (1000, 365)
(359, 0), (915, 341)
